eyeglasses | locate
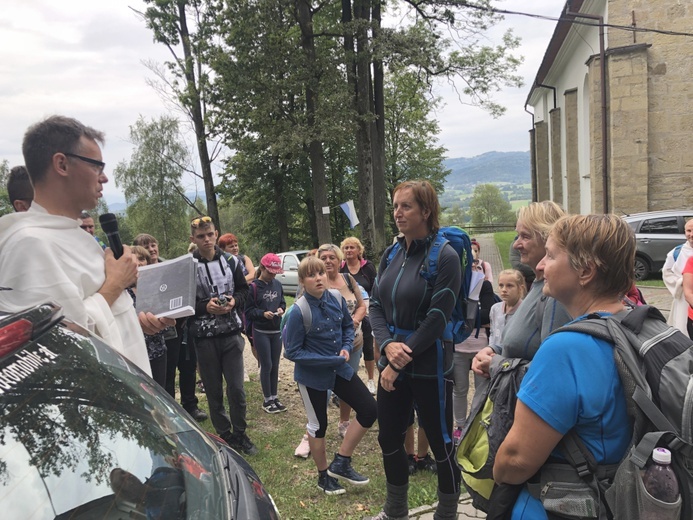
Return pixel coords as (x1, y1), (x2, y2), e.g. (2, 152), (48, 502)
(63, 152), (106, 174)
(191, 216), (213, 228)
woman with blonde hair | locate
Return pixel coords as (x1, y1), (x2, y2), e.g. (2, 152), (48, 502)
(340, 236), (378, 394)
(472, 201), (571, 377)
(494, 214), (633, 518)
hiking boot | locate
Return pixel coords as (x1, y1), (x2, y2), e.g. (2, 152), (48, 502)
(415, 453), (437, 473)
(363, 511), (409, 520)
(263, 400), (280, 414)
(407, 454), (417, 475)
(228, 432), (258, 456)
(318, 472), (345, 495)
(188, 408), (208, 422)
(367, 379), (377, 395)
(273, 398), (287, 412)
(294, 434), (310, 458)
(327, 453), (370, 485)
(338, 420), (350, 439)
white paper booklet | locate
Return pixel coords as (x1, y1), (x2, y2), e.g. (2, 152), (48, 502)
(135, 254), (198, 319)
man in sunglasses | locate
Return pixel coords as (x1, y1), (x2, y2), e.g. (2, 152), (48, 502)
(189, 216), (257, 456)
(0, 115), (171, 375)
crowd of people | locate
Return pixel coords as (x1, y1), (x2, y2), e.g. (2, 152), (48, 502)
(4, 114), (688, 519)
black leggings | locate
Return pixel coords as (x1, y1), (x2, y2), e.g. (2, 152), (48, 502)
(361, 316), (374, 362)
(377, 373), (460, 494)
(298, 374), (377, 438)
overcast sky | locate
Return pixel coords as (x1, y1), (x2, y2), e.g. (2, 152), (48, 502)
(0, 0), (561, 204)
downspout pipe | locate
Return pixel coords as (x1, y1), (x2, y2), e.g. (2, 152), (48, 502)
(566, 7), (608, 213)
(525, 104), (537, 202)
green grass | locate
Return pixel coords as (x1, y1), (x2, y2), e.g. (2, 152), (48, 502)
(494, 231), (516, 270)
(636, 274), (665, 287)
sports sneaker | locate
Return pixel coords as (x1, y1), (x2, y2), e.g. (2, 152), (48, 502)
(338, 420), (350, 439)
(367, 379), (376, 395)
(363, 511), (409, 520)
(331, 394), (340, 408)
(415, 453), (437, 473)
(230, 432), (258, 456)
(407, 454), (417, 475)
(327, 453), (370, 485)
(273, 398), (287, 412)
(294, 434), (310, 458)
(318, 472), (345, 495)
(453, 427), (463, 445)
(263, 400), (280, 414)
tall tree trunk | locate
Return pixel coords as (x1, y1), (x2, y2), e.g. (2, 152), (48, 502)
(297, 0), (331, 246)
(353, 0), (376, 255)
(273, 156), (290, 251)
(176, 3), (219, 228)
(371, 0), (387, 254)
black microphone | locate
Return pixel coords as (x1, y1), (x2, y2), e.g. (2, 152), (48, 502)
(99, 213), (124, 259)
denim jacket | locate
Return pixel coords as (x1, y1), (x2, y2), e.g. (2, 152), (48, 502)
(283, 289), (354, 391)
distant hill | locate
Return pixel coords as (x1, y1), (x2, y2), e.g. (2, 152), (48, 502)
(443, 151), (530, 188)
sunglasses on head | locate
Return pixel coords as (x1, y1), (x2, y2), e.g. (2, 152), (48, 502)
(191, 216), (213, 228)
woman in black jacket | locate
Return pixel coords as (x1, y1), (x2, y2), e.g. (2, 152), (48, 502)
(367, 180), (462, 520)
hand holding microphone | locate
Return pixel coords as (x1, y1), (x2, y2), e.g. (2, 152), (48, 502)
(99, 213), (123, 259)
(97, 213), (138, 305)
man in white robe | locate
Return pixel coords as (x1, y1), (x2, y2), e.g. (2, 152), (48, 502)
(662, 219), (693, 337)
(0, 115), (170, 374)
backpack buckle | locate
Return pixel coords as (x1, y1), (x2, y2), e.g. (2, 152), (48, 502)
(575, 461), (592, 478)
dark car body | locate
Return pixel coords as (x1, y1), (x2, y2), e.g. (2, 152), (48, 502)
(623, 210), (693, 280)
(276, 250), (310, 295)
(0, 304), (279, 520)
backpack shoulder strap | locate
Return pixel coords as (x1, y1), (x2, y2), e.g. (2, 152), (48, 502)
(385, 242), (401, 268)
(421, 232), (449, 283)
(342, 273), (354, 293)
(673, 243), (684, 261)
(295, 296), (312, 333)
(222, 251), (238, 272)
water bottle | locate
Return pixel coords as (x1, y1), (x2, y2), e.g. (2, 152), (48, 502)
(642, 448), (679, 503)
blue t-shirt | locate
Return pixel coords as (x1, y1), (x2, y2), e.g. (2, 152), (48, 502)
(511, 315), (630, 520)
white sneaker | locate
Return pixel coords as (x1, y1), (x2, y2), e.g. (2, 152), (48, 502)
(294, 434), (310, 458)
(338, 420), (350, 439)
(367, 379), (376, 395)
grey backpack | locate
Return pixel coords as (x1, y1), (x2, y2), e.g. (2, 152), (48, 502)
(536, 305), (693, 520)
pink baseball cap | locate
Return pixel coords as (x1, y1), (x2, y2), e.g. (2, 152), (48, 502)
(261, 253), (284, 274)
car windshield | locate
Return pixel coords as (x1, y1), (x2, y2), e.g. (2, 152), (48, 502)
(0, 324), (227, 519)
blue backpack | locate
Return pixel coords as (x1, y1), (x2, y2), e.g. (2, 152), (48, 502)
(386, 226), (474, 343)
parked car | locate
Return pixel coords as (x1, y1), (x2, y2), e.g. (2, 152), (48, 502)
(0, 303), (280, 520)
(276, 250), (310, 295)
(623, 209), (693, 280)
